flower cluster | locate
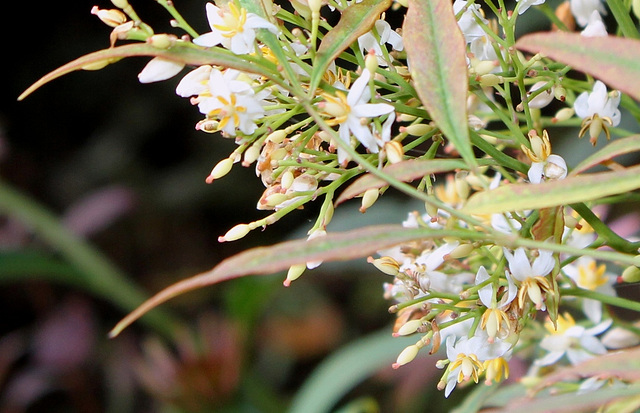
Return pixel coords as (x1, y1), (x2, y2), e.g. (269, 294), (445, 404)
(25, 0), (640, 406)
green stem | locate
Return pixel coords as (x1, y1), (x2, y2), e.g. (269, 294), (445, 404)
(561, 288), (640, 313)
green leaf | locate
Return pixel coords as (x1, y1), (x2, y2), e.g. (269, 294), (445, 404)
(336, 158), (495, 204)
(515, 33), (640, 101)
(403, 0), (475, 167)
(605, 0), (640, 39)
(19, 43), (282, 101)
(288, 328), (415, 413)
(462, 165), (640, 215)
(570, 134), (640, 175)
(310, 0), (392, 93)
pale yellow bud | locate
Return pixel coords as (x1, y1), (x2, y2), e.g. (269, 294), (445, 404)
(321, 201), (334, 228)
(455, 171), (470, 200)
(602, 327), (640, 349)
(479, 74), (504, 87)
(242, 144), (261, 166)
(360, 188), (379, 212)
(397, 113), (417, 122)
(552, 107), (575, 123)
(264, 193), (289, 207)
(283, 264), (306, 287)
(554, 85), (566, 102)
(91, 6), (127, 27)
(206, 157), (234, 183)
(448, 243), (475, 259)
(620, 265), (640, 283)
(396, 320), (423, 336)
(392, 344), (420, 368)
(385, 141), (404, 164)
(402, 123), (433, 136)
(281, 170), (295, 190)
(633, 0), (640, 20)
(111, 0), (130, 8)
(148, 34), (176, 49)
(473, 60), (499, 76)
(365, 51), (378, 74)
(367, 256), (400, 276)
(219, 223), (251, 242)
(267, 130), (287, 144)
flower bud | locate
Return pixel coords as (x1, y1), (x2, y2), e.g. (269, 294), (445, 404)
(242, 144), (261, 166)
(267, 130), (287, 144)
(552, 107), (575, 123)
(397, 113), (417, 122)
(527, 81), (554, 109)
(148, 34), (176, 49)
(111, 0), (131, 9)
(554, 85), (567, 102)
(360, 188), (379, 213)
(365, 50), (379, 73)
(392, 344), (419, 369)
(396, 319), (424, 336)
(367, 256), (400, 276)
(281, 170), (295, 190)
(385, 141), (404, 164)
(218, 223), (251, 242)
(601, 327), (640, 349)
(206, 157), (234, 183)
(479, 74), (504, 87)
(401, 123), (433, 136)
(633, 0), (640, 20)
(619, 265), (640, 283)
(283, 264), (306, 287)
(91, 6), (127, 27)
(448, 243), (475, 259)
(472, 60), (499, 76)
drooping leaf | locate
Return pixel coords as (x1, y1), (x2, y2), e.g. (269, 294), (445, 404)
(571, 134), (640, 175)
(310, 0), (392, 93)
(462, 165), (640, 215)
(109, 225), (486, 337)
(19, 43), (282, 100)
(515, 33), (640, 101)
(403, 0), (475, 167)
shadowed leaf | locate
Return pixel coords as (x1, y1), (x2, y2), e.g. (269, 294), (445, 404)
(403, 0), (475, 167)
(515, 33), (640, 101)
(462, 165), (640, 215)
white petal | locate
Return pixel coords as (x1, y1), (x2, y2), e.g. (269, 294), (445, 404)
(528, 162), (544, 184)
(193, 32), (224, 48)
(532, 249), (554, 277)
(573, 91), (590, 118)
(347, 70), (371, 106)
(476, 266), (493, 307)
(138, 58), (184, 83)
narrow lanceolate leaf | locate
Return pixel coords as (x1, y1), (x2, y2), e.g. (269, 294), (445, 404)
(336, 158), (495, 204)
(311, 0), (392, 92)
(403, 0), (475, 168)
(111, 224), (477, 337)
(570, 134), (640, 176)
(515, 33), (640, 101)
(18, 43), (281, 101)
(462, 165), (640, 215)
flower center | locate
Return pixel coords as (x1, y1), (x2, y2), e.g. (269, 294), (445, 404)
(578, 260), (608, 291)
(214, 3), (248, 38)
(451, 353), (483, 383)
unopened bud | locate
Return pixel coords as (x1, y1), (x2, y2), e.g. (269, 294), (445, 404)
(601, 327), (640, 349)
(396, 319), (423, 336)
(527, 81), (554, 109)
(564, 214), (579, 229)
(91, 6), (127, 27)
(148, 34), (176, 49)
(397, 113), (417, 122)
(620, 265), (640, 283)
(554, 85), (567, 102)
(473, 60), (499, 76)
(479, 74), (504, 87)
(219, 223), (251, 242)
(448, 243), (475, 259)
(552, 107), (575, 123)
(206, 157), (234, 183)
(385, 141), (404, 164)
(365, 50), (378, 73)
(242, 144), (261, 166)
(82, 58), (121, 71)
(360, 188), (379, 213)
(454, 171), (470, 200)
(264, 193), (289, 207)
(633, 0), (640, 20)
(367, 256), (400, 276)
(267, 129), (287, 144)
(392, 344), (419, 369)
(283, 264), (306, 287)
(321, 201), (334, 227)
(111, 0), (130, 8)
(401, 123), (433, 136)
(281, 170), (295, 190)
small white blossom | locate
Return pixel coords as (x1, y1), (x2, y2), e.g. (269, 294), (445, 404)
(357, 19), (404, 67)
(194, 2), (279, 55)
(453, 0), (488, 43)
(504, 247), (555, 310)
(574, 81), (621, 126)
(516, 0), (546, 14)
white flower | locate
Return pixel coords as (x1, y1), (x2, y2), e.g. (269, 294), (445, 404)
(137, 57), (184, 83)
(319, 69), (394, 163)
(522, 130), (567, 184)
(195, 68), (265, 136)
(469, 34), (499, 62)
(503, 247), (555, 310)
(516, 0), (546, 14)
(571, 0), (607, 27)
(357, 19), (404, 67)
(453, 0), (488, 43)
(476, 266), (517, 341)
(194, 2), (279, 55)
(581, 10), (608, 36)
(535, 312), (611, 366)
(574, 81), (621, 126)
(175, 65), (212, 97)
(527, 81), (555, 109)
(563, 257), (616, 323)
